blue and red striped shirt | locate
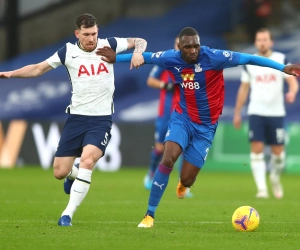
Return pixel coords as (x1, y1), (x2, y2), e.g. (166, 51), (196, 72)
(116, 45), (286, 125)
(146, 46), (241, 125)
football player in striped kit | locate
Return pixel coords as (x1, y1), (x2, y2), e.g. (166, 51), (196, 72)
(0, 13), (147, 226)
(233, 28), (299, 199)
(97, 26), (300, 228)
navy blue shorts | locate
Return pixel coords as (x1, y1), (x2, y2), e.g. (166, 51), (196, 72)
(248, 115), (285, 145)
(55, 114), (112, 157)
(154, 116), (170, 143)
(165, 111), (218, 168)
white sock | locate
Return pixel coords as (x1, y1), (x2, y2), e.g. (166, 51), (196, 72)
(250, 152), (267, 193)
(270, 152), (285, 181)
(62, 168), (92, 219)
(67, 164), (79, 180)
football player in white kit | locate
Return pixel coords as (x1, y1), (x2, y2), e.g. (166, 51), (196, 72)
(0, 13), (147, 226)
(233, 28), (299, 199)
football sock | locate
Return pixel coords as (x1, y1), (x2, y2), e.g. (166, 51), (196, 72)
(67, 164), (79, 180)
(62, 168), (92, 219)
(148, 149), (163, 177)
(146, 164), (172, 218)
(250, 152), (267, 192)
(270, 152), (285, 180)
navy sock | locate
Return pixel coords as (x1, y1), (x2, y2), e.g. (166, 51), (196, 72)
(148, 149), (163, 177)
(146, 164), (172, 218)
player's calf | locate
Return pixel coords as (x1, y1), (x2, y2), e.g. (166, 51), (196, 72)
(64, 163), (80, 194)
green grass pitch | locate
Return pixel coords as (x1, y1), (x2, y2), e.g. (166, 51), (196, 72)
(1, 167), (300, 250)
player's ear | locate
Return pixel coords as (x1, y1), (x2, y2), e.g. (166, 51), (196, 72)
(74, 29), (79, 39)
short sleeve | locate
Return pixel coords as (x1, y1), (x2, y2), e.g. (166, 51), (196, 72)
(240, 65), (250, 83)
(113, 37), (128, 54)
(45, 45), (66, 68)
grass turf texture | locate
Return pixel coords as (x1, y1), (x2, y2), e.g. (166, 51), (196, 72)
(0, 167), (300, 250)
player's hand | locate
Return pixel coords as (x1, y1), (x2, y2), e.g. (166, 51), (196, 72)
(233, 114), (242, 129)
(130, 52), (144, 70)
(96, 46), (116, 63)
(0, 72), (13, 78)
(283, 64), (300, 76)
(285, 91), (296, 103)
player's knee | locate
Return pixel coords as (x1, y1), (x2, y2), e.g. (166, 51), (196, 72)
(161, 155), (176, 168)
(271, 152), (285, 165)
(80, 157), (96, 170)
(180, 176), (196, 187)
(250, 152), (264, 162)
(53, 164), (67, 180)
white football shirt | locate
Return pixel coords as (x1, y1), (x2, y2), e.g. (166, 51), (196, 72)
(46, 37), (127, 116)
(241, 51), (290, 116)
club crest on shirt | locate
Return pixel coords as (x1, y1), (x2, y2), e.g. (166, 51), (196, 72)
(223, 51), (230, 57)
(194, 63), (202, 72)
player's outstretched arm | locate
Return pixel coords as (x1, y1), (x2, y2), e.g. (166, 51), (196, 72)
(239, 53), (300, 76)
(126, 38), (147, 69)
(0, 61), (53, 79)
(283, 65), (300, 77)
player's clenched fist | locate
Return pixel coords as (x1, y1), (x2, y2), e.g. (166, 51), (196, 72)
(130, 52), (144, 69)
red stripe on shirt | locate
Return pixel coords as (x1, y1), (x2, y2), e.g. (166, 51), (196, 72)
(205, 70), (225, 124)
(182, 68), (201, 123)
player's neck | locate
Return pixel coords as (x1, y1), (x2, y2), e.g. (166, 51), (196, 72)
(257, 50), (272, 58)
(77, 41), (96, 52)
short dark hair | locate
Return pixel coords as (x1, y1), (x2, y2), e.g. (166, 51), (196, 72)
(76, 13), (98, 29)
(179, 27), (198, 39)
(256, 28), (273, 40)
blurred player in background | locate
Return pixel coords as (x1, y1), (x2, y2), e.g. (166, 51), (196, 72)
(143, 36), (192, 197)
(97, 27), (300, 228)
(233, 28), (299, 199)
(0, 13), (147, 226)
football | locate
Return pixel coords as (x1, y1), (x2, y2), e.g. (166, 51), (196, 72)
(232, 206), (260, 232)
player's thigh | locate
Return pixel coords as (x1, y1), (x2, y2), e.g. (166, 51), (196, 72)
(162, 141), (183, 166)
(265, 116), (285, 145)
(250, 141), (264, 153)
(164, 111), (190, 150)
(183, 123), (217, 169)
(270, 144), (284, 155)
(155, 117), (169, 144)
(154, 142), (164, 152)
(81, 118), (112, 158)
(80, 144), (104, 170)
(163, 112), (190, 163)
(53, 156), (77, 178)
(248, 115), (265, 143)
(55, 115), (88, 158)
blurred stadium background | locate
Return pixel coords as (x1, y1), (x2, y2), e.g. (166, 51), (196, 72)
(0, 0), (300, 173)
